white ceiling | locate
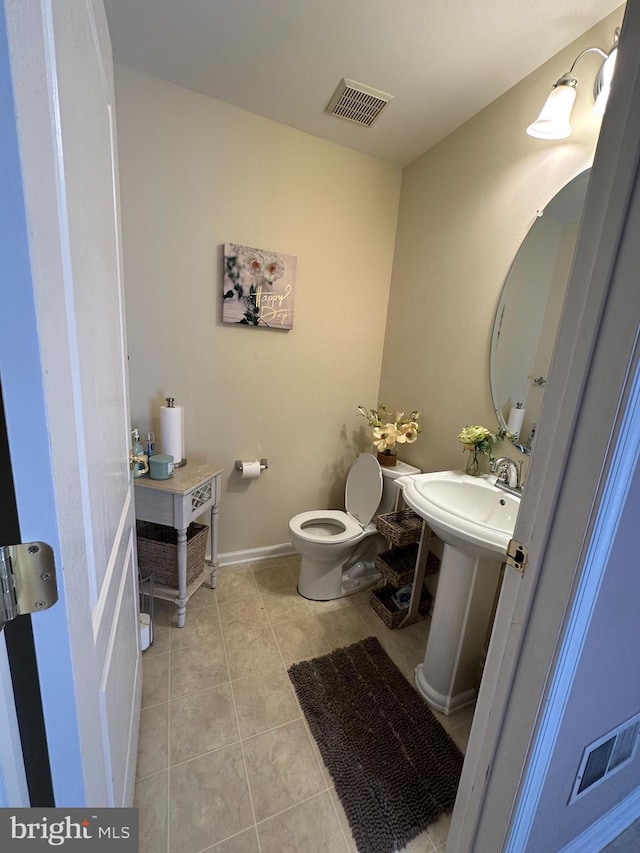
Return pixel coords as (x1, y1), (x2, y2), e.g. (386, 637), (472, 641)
(104, 0), (622, 166)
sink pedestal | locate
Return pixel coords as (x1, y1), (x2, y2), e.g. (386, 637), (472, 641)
(415, 544), (502, 715)
(396, 470), (518, 715)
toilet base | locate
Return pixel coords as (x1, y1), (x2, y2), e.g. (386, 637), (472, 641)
(297, 555), (381, 601)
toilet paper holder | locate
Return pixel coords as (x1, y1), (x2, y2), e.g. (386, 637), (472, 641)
(234, 458), (269, 472)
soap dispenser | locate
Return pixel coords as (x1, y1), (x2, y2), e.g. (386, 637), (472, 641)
(131, 429), (148, 478)
(145, 432), (156, 460)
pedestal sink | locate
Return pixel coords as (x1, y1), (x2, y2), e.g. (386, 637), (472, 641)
(397, 470), (520, 714)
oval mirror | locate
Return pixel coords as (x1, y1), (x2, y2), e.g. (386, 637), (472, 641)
(490, 169), (590, 452)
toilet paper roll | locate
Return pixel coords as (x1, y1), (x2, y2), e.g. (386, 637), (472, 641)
(241, 460), (262, 480)
(160, 404), (185, 465)
(507, 405), (525, 437)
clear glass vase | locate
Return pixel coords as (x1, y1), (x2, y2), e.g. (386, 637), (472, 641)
(465, 449), (481, 477)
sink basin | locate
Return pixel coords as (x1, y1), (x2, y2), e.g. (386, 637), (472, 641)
(398, 470), (520, 561)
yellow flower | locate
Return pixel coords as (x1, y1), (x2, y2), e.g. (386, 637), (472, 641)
(457, 424), (497, 455)
(458, 425), (491, 446)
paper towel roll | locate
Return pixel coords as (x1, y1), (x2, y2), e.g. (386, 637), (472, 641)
(160, 404), (185, 465)
(241, 460), (262, 480)
(507, 405), (525, 437)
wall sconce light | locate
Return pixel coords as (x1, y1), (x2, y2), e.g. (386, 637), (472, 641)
(527, 27), (620, 140)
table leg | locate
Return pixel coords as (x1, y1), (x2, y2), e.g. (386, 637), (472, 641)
(176, 526), (188, 627)
(208, 500), (219, 590)
(399, 522), (431, 628)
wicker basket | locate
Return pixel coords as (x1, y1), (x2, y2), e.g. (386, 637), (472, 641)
(369, 583), (433, 629)
(376, 508), (423, 547)
(136, 520), (208, 589)
(375, 544), (440, 587)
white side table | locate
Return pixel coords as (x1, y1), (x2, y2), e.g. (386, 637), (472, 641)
(134, 462), (223, 627)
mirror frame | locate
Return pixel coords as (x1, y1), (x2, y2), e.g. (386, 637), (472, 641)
(490, 169), (591, 454)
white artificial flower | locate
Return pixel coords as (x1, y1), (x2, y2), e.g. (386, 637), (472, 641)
(359, 404), (422, 451)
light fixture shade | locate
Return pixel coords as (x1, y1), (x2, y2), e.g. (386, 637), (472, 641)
(527, 82), (577, 139)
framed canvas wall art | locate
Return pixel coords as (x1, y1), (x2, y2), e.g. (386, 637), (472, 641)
(223, 243), (296, 329)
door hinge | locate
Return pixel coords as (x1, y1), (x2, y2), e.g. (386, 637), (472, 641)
(506, 539), (528, 576)
(0, 543), (58, 632)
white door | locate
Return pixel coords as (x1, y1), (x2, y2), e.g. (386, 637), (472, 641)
(0, 0), (140, 806)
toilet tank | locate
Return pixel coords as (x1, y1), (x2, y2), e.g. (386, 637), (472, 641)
(378, 460), (421, 516)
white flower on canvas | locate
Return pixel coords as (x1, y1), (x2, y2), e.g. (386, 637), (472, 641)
(263, 255), (285, 284)
(242, 249), (263, 277)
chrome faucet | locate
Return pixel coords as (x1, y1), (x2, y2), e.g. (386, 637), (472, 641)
(490, 456), (524, 495)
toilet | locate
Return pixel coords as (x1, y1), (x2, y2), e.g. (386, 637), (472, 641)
(289, 454), (421, 601)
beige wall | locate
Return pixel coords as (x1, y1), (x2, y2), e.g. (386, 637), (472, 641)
(116, 9), (622, 554)
(379, 9), (623, 476)
(115, 65), (402, 554)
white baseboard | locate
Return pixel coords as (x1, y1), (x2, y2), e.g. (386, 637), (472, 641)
(560, 787), (640, 853)
(213, 542), (296, 568)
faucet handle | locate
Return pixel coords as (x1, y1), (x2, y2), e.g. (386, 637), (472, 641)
(497, 463), (512, 484)
(492, 456), (518, 487)
(491, 456), (509, 477)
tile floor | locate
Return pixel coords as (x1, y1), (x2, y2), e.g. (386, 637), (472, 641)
(134, 555), (474, 853)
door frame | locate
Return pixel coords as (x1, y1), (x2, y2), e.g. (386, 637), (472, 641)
(448, 1), (640, 849)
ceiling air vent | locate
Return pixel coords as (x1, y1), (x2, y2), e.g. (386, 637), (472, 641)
(326, 78), (393, 127)
(569, 712), (640, 804)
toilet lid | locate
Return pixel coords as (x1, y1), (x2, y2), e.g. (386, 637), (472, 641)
(345, 454), (383, 527)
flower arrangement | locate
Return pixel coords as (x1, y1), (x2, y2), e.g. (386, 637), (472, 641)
(358, 404), (421, 462)
(457, 424), (498, 476)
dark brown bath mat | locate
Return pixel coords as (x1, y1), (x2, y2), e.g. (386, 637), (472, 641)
(288, 636), (463, 853)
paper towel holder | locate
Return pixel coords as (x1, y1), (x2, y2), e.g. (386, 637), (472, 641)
(235, 458), (268, 472)
(163, 397), (187, 467)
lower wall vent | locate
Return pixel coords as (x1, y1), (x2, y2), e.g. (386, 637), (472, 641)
(570, 712), (640, 803)
(326, 78), (393, 127)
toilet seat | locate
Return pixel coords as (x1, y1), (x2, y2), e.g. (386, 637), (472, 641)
(289, 455), (383, 546)
(289, 509), (363, 544)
